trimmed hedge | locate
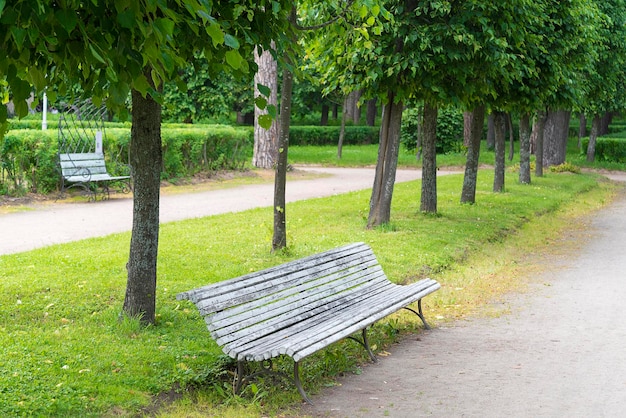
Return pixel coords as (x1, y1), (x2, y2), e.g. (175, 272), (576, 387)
(581, 135), (626, 163)
(0, 125), (252, 195)
(288, 125), (379, 146)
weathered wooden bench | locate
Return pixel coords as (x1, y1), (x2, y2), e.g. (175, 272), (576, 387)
(177, 242), (440, 403)
(59, 152), (131, 201)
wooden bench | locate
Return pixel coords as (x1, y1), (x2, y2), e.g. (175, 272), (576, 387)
(59, 152), (131, 201)
(177, 242), (440, 403)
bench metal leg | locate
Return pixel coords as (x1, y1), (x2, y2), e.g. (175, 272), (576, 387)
(348, 327), (378, 363)
(233, 359), (314, 404)
(403, 299), (432, 330)
(294, 361), (313, 404)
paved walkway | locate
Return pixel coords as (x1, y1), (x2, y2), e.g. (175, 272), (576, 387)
(0, 166), (443, 255)
(300, 176), (626, 417)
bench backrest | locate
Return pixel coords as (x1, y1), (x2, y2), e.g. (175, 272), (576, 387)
(177, 242), (391, 346)
(59, 153), (108, 177)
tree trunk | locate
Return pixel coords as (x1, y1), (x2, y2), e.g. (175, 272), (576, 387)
(367, 92), (403, 228)
(420, 102), (437, 213)
(123, 88), (162, 325)
(345, 90), (361, 124)
(493, 111), (506, 192)
(486, 112), (495, 149)
(463, 111), (472, 147)
(253, 44), (279, 169)
(534, 110), (548, 177)
(519, 112), (531, 184)
(599, 111), (612, 136)
(507, 113), (514, 161)
(320, 104), (329, 126)
(461, 104), (485, 204)
(366, 99), (377, 126)
(586, 114), (601, 162)
(542, 110), (570, 167)
(272, 8), (296, 252)
(338, 96), (348, 159)
(578, 113), (587, 149)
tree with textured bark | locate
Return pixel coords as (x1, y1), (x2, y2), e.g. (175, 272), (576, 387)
(270, 0), (382, 249)
(492, 111), (507, 192)
(1, 0), (290, 324)
(253, 45), (279, 169)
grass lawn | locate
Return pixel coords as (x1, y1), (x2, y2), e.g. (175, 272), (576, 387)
(0, 164), (619, 416)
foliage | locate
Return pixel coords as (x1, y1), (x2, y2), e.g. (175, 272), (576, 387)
(579, 0), (626, 116)
(162, 60), (254, 124)
(1, 0), (292, 129)
(289, 125), (379, 146)
(0, 170), (611, 416)
(401, 106), (464, 154)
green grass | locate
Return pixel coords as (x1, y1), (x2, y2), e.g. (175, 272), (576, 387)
(288, 142), (511, 168)
(0, 168), (618, 416)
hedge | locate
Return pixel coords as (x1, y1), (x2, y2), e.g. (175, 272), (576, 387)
(0, 125), (252, 196)
(288, 125), (379, 146)
(581, 135), (626, 163)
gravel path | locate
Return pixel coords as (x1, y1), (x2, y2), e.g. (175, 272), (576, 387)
(300, 176), (626, 417)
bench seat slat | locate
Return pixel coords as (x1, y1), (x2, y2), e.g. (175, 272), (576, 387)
(229, 279), (439, 361)
(208, 266), (385, 334)
(226, 280), (401, 359)
(212, 272), (391, 345)
(194, 250), (378, 314)
(197, 253), (378, 316)
(178, 243), (372, 304)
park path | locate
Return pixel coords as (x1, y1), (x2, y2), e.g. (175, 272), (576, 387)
(300, 176), (626, 417)
(0, 166), (455, 256)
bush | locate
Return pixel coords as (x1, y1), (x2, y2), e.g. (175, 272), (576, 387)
(0, 125), (253, 195)
(289, 126), (379, 146)
(581, 136), (626, 163)
(401, 106), (464, 154)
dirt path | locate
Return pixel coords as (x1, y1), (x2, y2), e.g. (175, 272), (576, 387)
(299, 179), (626, 417)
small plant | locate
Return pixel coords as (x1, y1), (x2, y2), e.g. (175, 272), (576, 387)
(550, 162), (581, 174)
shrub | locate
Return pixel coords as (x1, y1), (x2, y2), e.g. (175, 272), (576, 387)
(0, 125), (252, 196)
(581, 136), (626, 163)
(550, 162), (581, 174)
(401, 106), (464, 154)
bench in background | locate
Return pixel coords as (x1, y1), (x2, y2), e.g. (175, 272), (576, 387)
(177, 242), (441, 403)
(59, 152), (131, 201)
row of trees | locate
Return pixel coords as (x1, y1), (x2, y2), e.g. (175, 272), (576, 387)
(2, 1), (625, 324)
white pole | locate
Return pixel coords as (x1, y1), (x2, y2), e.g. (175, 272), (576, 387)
(42, 92), (47, 130)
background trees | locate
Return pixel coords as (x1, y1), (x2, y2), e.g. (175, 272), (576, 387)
(1, 0), (291, 324)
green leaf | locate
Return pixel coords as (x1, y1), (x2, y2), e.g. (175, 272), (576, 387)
(225, 50), (242, 69)
(206, 23), (224, 47)
(132, 74), (151, 96)
(254, 95), (267, 110)
(359, 5), (368, 19)
(0, 0), (6, 17)
(11, 27), (26, 49)
(258, 114), (273, 129)
(117, 10), (135, 29)
(89, 44), (107, 65)
(257, 83), (271, 97)
(55, 9), (78, 33)
(224, 34), (239, 49)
